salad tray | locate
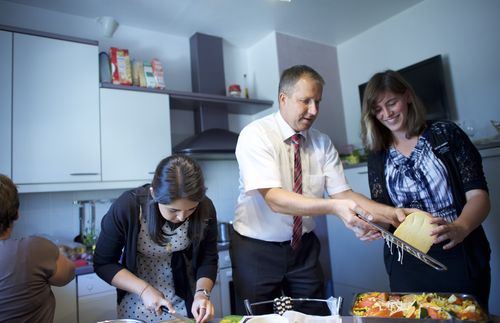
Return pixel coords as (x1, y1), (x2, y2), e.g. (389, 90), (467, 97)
(351, 292), (489, 322)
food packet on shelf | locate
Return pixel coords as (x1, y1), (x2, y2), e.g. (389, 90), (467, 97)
(132, 60), (147, 87)
(143, 62), (157, 88)
(109, 47), (133, 85)
(151, 58), (166, 89)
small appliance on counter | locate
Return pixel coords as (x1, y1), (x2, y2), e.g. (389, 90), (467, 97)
(217, 221), (232, 244)
(73, 198), (115, 262)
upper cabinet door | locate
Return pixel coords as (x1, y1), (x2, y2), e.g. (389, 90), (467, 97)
(0, 31), (12, 177)
(100, 88), (171, 182)
(12, 33), (100, 184)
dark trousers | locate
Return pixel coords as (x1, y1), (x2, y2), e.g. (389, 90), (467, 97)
(385, 235), (491, 313)
(229, 229), (329, 315)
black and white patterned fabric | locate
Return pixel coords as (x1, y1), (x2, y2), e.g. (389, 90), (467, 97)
(273, 296), (293, 315)
(117, 215), (190, 322)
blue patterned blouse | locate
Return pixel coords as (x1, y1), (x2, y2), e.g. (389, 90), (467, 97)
(385, 135), (457, 222)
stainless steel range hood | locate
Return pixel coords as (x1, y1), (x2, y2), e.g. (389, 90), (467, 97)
(173, 33), (239, 159)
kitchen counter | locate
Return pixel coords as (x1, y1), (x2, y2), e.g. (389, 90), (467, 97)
(75, 263), (94, 276)
(341, 137), (500, 170)
(76, 242), (231, 276)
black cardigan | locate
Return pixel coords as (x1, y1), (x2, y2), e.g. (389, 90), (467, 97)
(367, 120), (488, 211)
(367, 120), (490, 272)
(93, 185), (219, 312)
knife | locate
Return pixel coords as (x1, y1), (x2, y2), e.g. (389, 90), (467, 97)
(160, 306), (193, 322)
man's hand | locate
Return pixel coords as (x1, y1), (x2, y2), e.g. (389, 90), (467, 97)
(330, 199), (380, 240)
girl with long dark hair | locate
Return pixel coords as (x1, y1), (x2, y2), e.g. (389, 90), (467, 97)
(94, 155), (218, 323)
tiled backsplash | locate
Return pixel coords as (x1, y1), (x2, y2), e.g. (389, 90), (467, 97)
(198, 160), (239, 223)
(12, 160), (239, 239)
(13, 189), (123, 240)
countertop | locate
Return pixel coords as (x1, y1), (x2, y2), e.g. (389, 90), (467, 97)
(76, 241), (231, 276)
(342, 137), (500, 170)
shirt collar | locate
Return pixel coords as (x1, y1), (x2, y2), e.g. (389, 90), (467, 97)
(274, 111), (308, 142)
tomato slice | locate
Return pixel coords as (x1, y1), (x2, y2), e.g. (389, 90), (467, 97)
(366, 307), (391, 317)
(357, 298), (377, 308)
(390, 310), (404, 318)
(428, 308), (440, 319)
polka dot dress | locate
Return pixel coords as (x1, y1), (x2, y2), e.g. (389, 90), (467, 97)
(117, 215), (191, 322)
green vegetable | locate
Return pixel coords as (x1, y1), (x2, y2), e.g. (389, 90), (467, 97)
(222, 315), (243, 323)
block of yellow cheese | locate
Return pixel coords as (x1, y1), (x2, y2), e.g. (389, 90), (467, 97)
(394, 212), (436, 253)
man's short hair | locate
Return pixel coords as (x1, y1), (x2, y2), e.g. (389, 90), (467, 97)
(278, 65), (325, 96)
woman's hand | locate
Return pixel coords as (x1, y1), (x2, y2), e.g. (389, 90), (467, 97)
(140, 284), (173, 316)
(429, 217), (468, 250)
(191, 293), (214, 323)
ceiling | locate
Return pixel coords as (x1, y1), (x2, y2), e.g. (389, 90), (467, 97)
(3, 0), (423, 48)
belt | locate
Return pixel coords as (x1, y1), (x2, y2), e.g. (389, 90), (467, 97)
(234, 229), (313, 247)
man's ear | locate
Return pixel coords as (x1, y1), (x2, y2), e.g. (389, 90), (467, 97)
(278, 91), (287, 107)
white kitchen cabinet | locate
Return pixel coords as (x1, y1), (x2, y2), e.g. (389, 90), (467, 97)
(12, 33), (100, 184)
(480, 147), (500, 314)
(77, 273), (117, 323)
(100, 88), (171, 182)
(327, 165), (389, 315)
(52, 278), (78, 323)
(0, 30), (12, 176)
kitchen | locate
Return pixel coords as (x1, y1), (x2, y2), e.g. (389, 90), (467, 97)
(1, 0), (499, 321)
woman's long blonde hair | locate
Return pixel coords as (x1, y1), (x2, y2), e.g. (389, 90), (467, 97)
(361, 70), (426, 152)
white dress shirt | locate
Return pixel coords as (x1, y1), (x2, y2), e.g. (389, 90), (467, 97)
(234, 111), (350, 242)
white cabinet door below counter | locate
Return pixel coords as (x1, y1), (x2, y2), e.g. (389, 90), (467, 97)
(327, 165), (389, 315)
(78, 273), (117, 323)
(53, 278), (77, 323)
(100, 88), (171, 182)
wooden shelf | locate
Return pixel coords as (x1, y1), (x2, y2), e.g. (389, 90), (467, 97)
(100, 83), (274, 115)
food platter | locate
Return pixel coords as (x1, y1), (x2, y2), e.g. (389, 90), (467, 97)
(351, 292), (489, 322)
(355, 213), (447, 271)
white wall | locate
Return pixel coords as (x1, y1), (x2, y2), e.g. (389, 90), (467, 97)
(338, 0), (500, 146)
(276, 32), (347, 148)
(12, 189), (123, 241)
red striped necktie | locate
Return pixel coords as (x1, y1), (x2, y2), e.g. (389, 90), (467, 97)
(291, 133), (302, 250)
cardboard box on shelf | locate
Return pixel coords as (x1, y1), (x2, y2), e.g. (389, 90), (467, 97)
(151, 58), (166, 89)
(109, 47), (132, 85)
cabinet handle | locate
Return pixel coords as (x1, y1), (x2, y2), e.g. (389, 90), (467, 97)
(148, 172), (155, 175)
(357, 171), (368, 175)
(70, 173), (100, 176)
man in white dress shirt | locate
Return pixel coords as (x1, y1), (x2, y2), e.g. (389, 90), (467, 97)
(230, 65), (406, 315)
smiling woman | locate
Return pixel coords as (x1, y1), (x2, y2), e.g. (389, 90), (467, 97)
(360, 70), (492, 313)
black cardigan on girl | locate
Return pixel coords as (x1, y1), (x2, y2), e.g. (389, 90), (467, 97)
(93, 185), (218, 313)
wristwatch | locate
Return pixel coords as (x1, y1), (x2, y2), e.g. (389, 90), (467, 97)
(195, 288), (211, 299)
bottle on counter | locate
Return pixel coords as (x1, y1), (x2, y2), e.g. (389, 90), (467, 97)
(243, 74), (249, 99)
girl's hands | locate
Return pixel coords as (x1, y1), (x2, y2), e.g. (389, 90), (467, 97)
(192, 292), (214, 323)
(140, 284), (173, 316)
(430, 217), (468, 250)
